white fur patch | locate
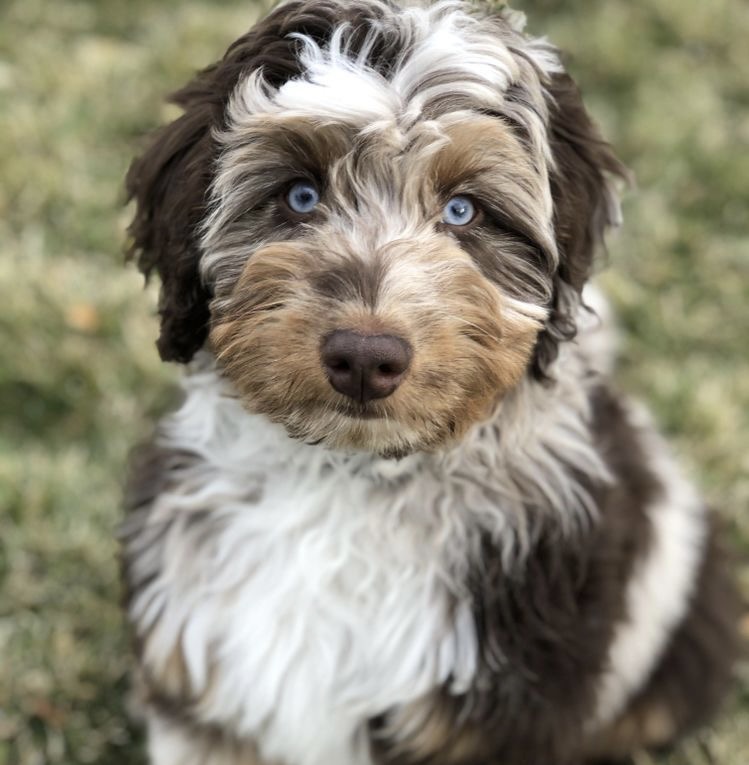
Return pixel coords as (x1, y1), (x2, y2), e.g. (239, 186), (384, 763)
(229, 2), (561, 129)
(590, 404), (707, 728)
(126, 341), (608, 765)
(147, 715), (199, 765)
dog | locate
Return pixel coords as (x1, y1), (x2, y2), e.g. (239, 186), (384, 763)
(121, 2), (740, 763)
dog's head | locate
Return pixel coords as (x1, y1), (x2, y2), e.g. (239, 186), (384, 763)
(127, 0), (627, 456)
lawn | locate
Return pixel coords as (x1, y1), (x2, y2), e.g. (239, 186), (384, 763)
(0, 0), (747, 763)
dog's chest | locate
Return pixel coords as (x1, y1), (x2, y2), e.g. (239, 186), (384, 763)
(140, 454), (479, 765)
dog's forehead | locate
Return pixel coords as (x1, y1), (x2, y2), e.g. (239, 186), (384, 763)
(227, 2), (560, 133)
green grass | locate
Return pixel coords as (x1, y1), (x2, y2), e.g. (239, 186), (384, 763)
(1, 0), (747, 763)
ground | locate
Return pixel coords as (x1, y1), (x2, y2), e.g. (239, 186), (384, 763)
(1, 0), (747, 763)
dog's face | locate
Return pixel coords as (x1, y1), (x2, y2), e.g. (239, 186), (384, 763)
(127, 0), (626, 456)
(206, 110), (553, 455)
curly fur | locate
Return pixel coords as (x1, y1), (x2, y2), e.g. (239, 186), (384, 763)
(122, 2), (739, 764)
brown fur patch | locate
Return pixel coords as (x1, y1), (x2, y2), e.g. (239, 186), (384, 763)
(372, 385), (661, 765)
(430, 118), (557, 303)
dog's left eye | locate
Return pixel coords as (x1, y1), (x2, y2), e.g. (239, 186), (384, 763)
(286, 181), (320, 214)
(442, 196), (476, 227)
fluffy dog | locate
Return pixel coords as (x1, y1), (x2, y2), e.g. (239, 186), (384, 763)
(122, 2), (740, 763)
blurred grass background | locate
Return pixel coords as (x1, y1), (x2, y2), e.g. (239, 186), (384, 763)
(0, 0), (747, 763)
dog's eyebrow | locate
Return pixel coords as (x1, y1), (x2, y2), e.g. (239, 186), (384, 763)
(210, 116), (358, 204)
(429, 117), (538, 193)
(477, 105), (535, 148)
(224, 115), (354, 159)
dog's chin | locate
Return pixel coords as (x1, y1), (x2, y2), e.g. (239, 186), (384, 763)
(265, 401), (465, 459)
(296, 414), (425, 459)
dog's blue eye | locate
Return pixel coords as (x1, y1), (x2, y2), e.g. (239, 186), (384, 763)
(286, 181), (320, 214)
(442, 196), (476, 227)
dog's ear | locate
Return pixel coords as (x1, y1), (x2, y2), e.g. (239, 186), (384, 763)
(125, 79), (218, 363)
(533, 71), (630, 378)
(124, 25), (292, 363)
(124, 27), (299, 363)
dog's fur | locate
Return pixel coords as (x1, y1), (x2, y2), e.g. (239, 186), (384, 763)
(122, 2), (740, 763)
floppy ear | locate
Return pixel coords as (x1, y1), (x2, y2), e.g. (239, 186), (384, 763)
(124, 17), (289, 364)
(532, 71), (630, 378)
(125, 80), (218, 363)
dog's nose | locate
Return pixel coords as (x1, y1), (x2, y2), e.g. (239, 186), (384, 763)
(321, 330), (412, 403)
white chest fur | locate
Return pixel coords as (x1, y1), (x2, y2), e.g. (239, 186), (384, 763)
(126, 355), (604, 765)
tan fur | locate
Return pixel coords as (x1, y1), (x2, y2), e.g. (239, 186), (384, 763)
(584, 702), (678, 761)
(148, 637), (192, 701)
(138, 626), (219, 713)
(147, 713), (272, 765)
(377, 696), (484, 763)
(432, 117), (556, 257)
(210, 233), (542, 455)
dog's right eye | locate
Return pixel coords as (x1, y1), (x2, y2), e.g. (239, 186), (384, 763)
(285, 181), (320, 215)
(442, 195), (477, 227)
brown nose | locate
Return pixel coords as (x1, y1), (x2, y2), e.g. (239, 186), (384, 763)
(321, 330), (412, 403)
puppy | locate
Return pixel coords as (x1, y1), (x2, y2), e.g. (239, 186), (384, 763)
(122, 2), (740, 763)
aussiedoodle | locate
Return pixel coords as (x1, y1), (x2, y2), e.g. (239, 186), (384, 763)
(121, 2), (740, 764)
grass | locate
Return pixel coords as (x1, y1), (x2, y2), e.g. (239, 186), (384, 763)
(0, 0), (747, 763)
